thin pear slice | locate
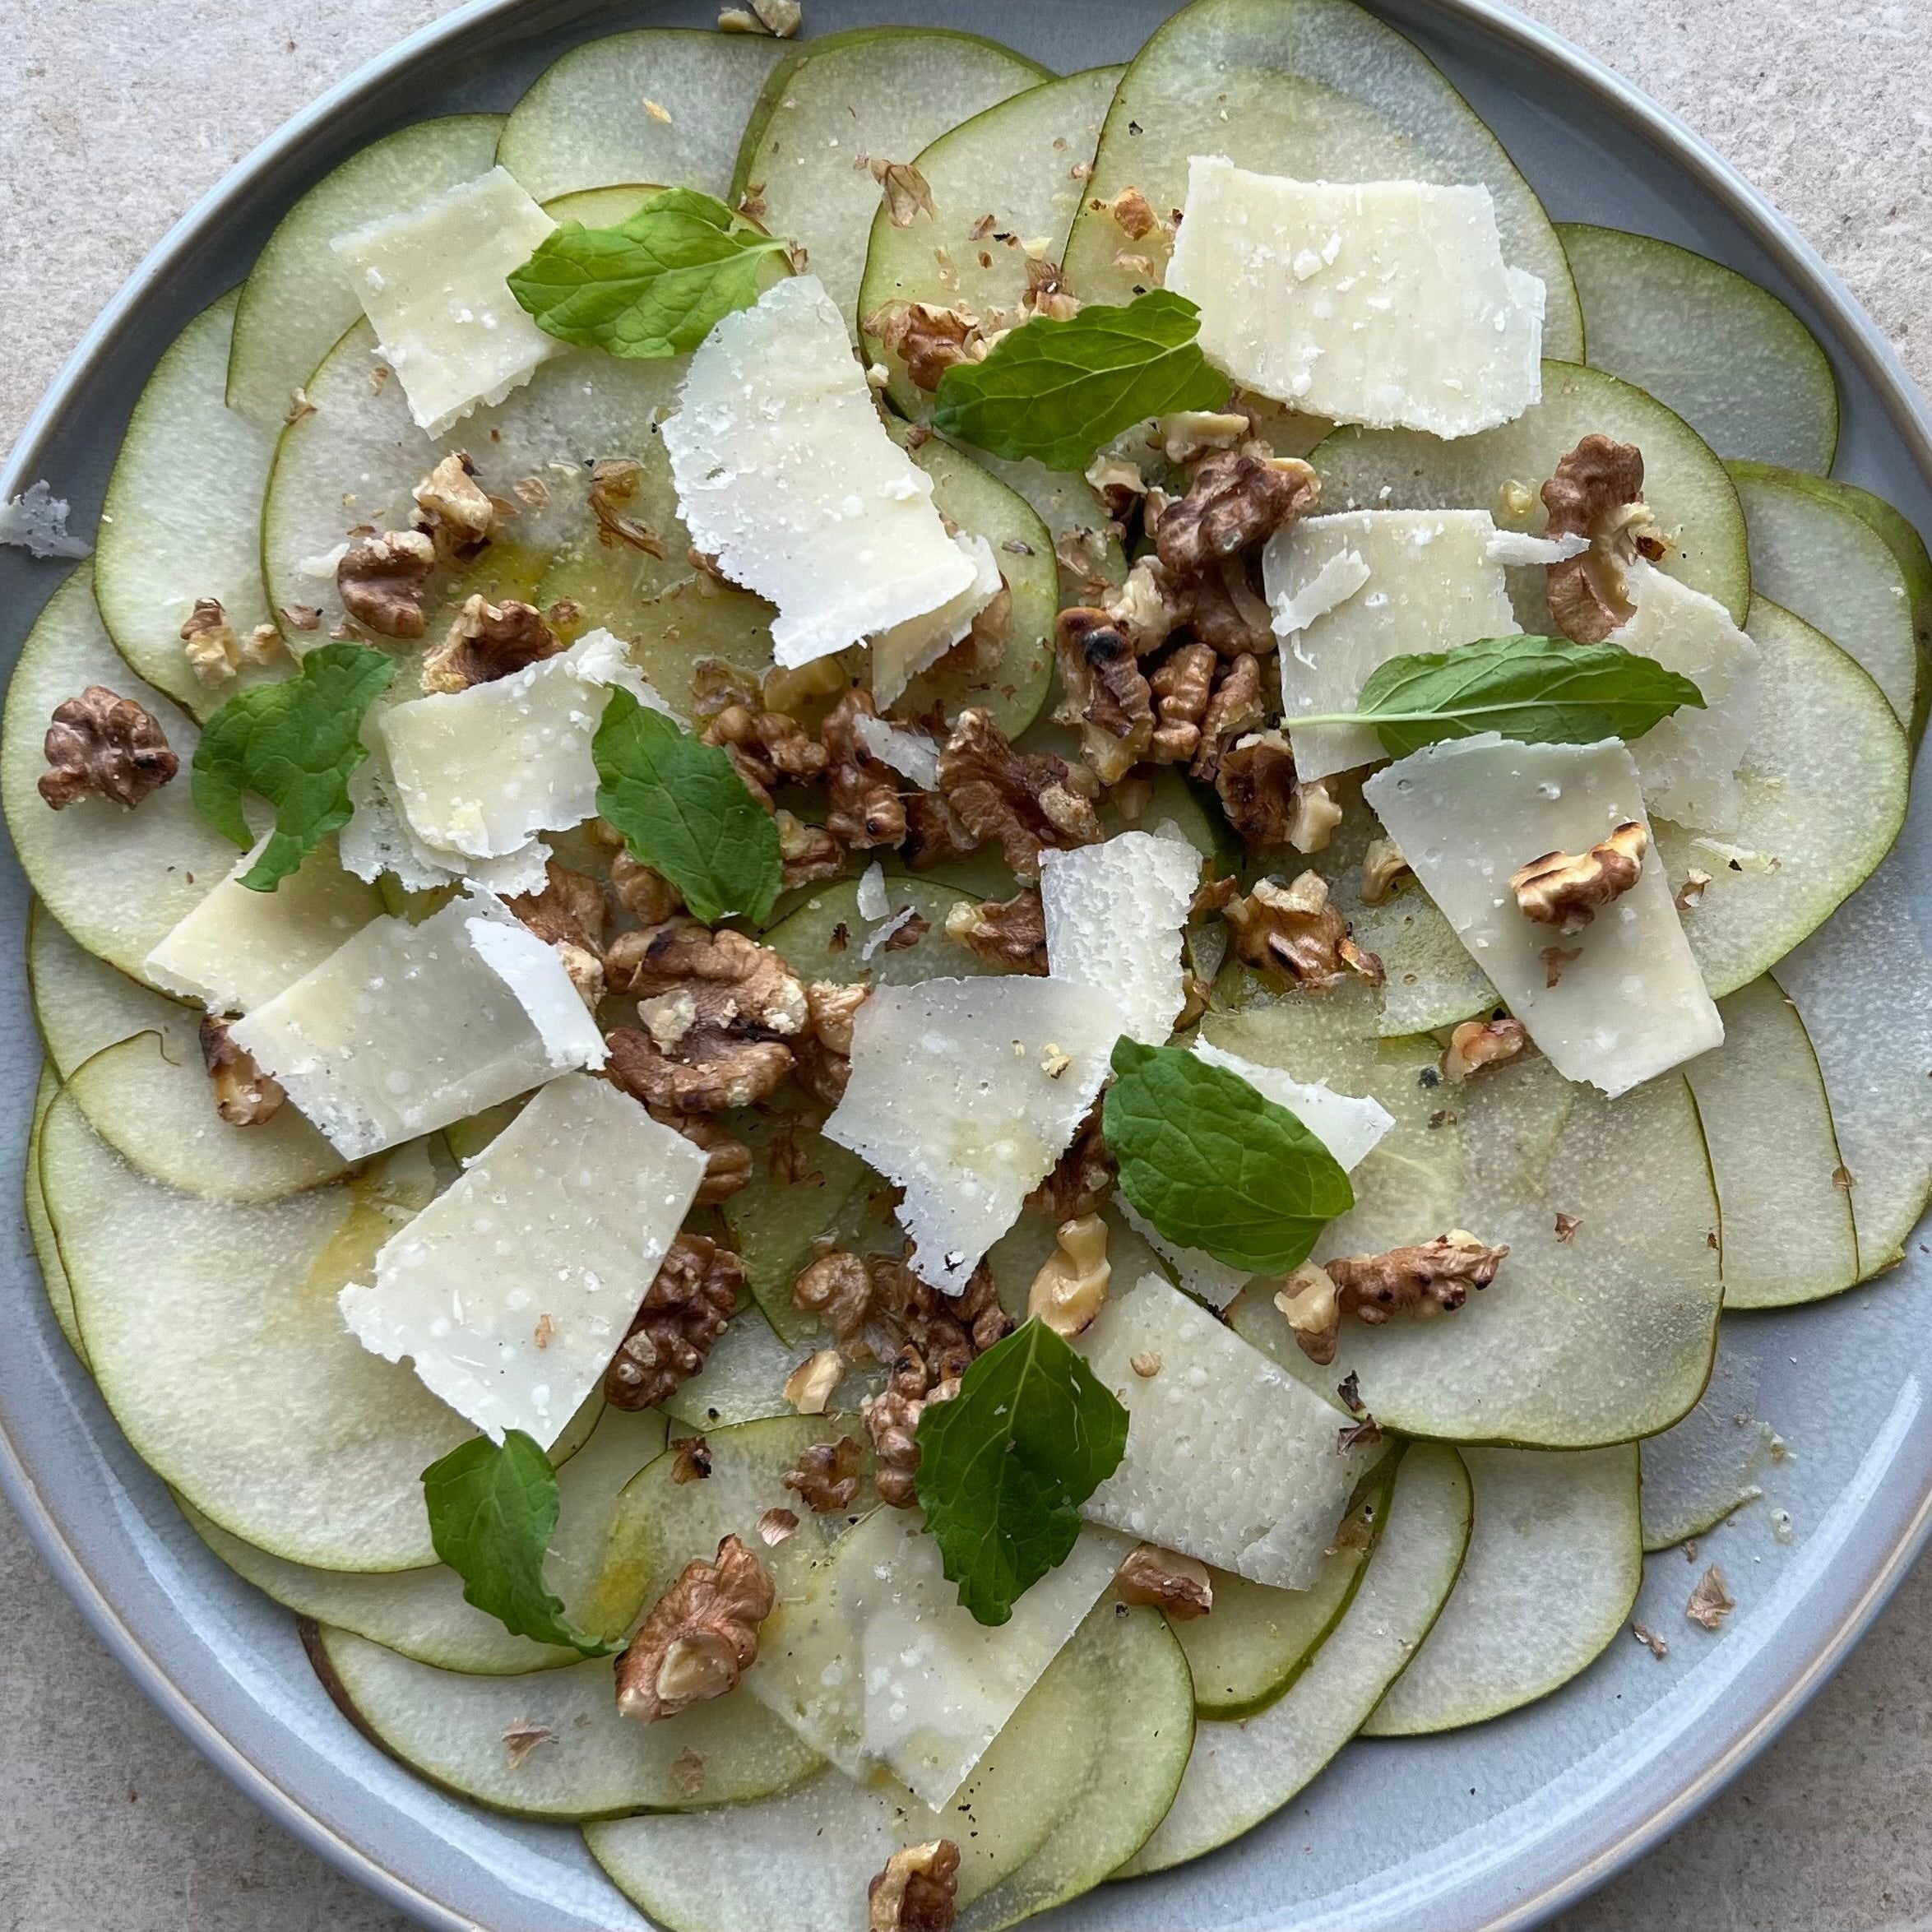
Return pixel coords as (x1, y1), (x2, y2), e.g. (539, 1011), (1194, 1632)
(1212, 982), (1722, 1447)
(39, 1094), (474, 1570)
(1777, 845), (1932, 1281)
(1059, 0), (1581, 359)
(661, 1309), (880, 1433)
(1729, 460), (1920, 733)
(1559, 225), (1838, 472)
(1, 567), (239, 979)
(858, 67), (1123, 419)
(187, 1406), (665, 1675)
(1685, 977), (1856, 1308)
(763, 876), (986, 984)
(729, 28), (1049, 326)
(95, 292), (278, 716)
(1363, 1444), (1639, 1735)
(955, 1601), (1193, 1932)
(1313, 361), (1749, 628)
(227, 114), (503, 432)
(1807, 472), (1932, 670)
(1119, 1441), (1471, 1876)
(25, 1068), (84, 1363)
(1638, 1342), (1772, 1550)
(308, 1624), (819, 1821)
(498, 30), (786, 205)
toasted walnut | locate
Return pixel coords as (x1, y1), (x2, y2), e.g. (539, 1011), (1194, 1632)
(864, 1346), (937, 1508)
(606, 922), (808, 1035)
(1144, 642), (1216, 764)
(1541, 436), (1652, 643)
(1115, 1544), (1213, 1620)
(818, 690), (909, 849)
(943, 889), (1048, 975)
(1443, 1016), (1528, 1082)
(673, 1436), (713, 1483)
(652, 1109), (755, 1204)
(1157, 452), (1318, 579)
(793, 1251), (874, 1344)
(610, 847), (684, 924)
(1510, 822), (1648, 935)
(608, 1026), (792, 1114)
(784, 1434), (864, 1513)
(1274, 1262), (1341, 1367)
(703, 697), (830, 805)
(507, 859), (607, 952)
(411, 452), (497, 565)
(1360, 837), (1411, 905)
(1031, 1104), (1116, 1221)
(1102, 187), (1161, 241)
(868, 302), (988, 391)
(1189, 653), (1267, 786)
(1223, 872), (1360, 989)
(1214, 730), (1297, 844)
(39, 686), (179, 809)
(614, 1535), (775, 1722)
(1324, 1230), (1509, 1330)
(1105, 555), (1190, 654)
(1286, 776), (1342, 855)
(1026, 1215), (1111, 1339)
(589, 458), (665, 555)
(1685, 1564), (1735, 1631)
(864, 155), (938, 229)
(180, 598), (280, 683)
(784, 1348), (846, 1416)
(717, 0), (800, 35)
(337, 530), (435, 638)
(605, 1235), (743, 1410)
(555, 940), (603, 1010)
(869, 1840), (961, 1932)
(1053, 608), (1152, 785)
(1188, 554), (1279, 658)
(938, 708), (1101, 883)
(198, 1016), (285, 1126)
(1156, 410), (1250, 466)
(776, 809), (845, 890)
(421, 595), (563, 693)
(804, 979), (869, 1056)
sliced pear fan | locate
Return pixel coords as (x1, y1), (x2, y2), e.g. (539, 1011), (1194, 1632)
(25, 1068), (85, 1363)
(1363, 1444), (1640, 1735)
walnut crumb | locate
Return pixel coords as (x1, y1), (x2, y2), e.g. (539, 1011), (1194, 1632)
(336, 530), (434, 638)
(1116, 1544), (1213, 1619)
(198, 1016), (285, 1126)
(672, 1436), (713, 1484)
(758, 1508), (799, 1546)
(1632, 1620), (1670, 1660)
(1685, 1565), (1735, 1630)
(411, 451), (497, 564)
(717, 0), (800, 34)
(784, 1348), (845, 1416)
(868, 1840), (961, 1932)
(501, 1720), (555, 1768)
(784, 1435), (864, 1514)
(1675, 868), (1713, 911)
(1026, 1215), (1111, 1339)
(1443, 1017), (1528, 1083)
(614, 1535), (775, 1722)
(1040, 1042), (1073, 1079)
(605, 1237), (740, 1410)
(1130, 1351), (1163, 1378)
(1554, 1212), (1582, 1243)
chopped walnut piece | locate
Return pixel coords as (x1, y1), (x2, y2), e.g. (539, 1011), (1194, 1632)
(421, 595), (563, 693)
(1554, 1212), (1582, 1244)
(1156, 451), (1318, 579)
(1054, 607), (1154, 785)
(784, 1434), (864, 1513)
(1542, 943), (1582, 989)
(758, 1508), (799, 1545)
(606, 922), (808, 1034)
(1105, 555), (1190, 654)
(1223, 872), (1361, 990)
(864, 1346), (931, 1507)
(1511, 822), (1648, 935)
(869, 157), (938, 228)
(39, 687), (179, 809)
(1130, 1351), (1163, 1378)
(589, 457), (665, 555)
(608, 846), (683, 924)
(607, 1024), (794, 1114)
(1026, 1215), (1112, 1339)
(868, 1840), (961, 1932)
(1541, 435), (1652, 643)
(1325, 1230), (1508, 1329)
(1103, 187), (1161, 241)
(1675, 868), (1713, 911)
(776, 809), (845, 890)
(652, 1110), (755, 1204)
(703, 696), (830, 807)
(673, 1435), (714, 1483)
(1188, 553), (1279, 658)
(198, 1016), (285, 1126)
(614, 1534), (775, 1723)
(936, 707), (1101, 882)
(281, 603), (322, 632)
(1632, 1620), (1670, 1660)
(1443, 1016), (1528, 1082)
(180, 598), (278, 683)
(1190, 652), (1267, 785)
(793, 1251), (873, 1344)
(1115, 1544), (1214, 1620)
(1214, 730), (1298, 845)
(1360, 837), (1411, 905)
(411, 452), (497, 565)
(604, 1236), (743, 1409)
(717, 0), (800, 35)
(1274, 1262), (1341, 1368)
(1031, 1104), (1117, 1221)
(507, 859), (607, 952)
(943, 888), (1048, 975)
(1286, 776), (1342, 855)
(1145, 641), (1216, 764)
(820, 690), (907, 849)
(500, 1719), (555, 1768)
(1685, 1564), (1735, 1630)
(784, 1348), (845, 1415)
(867, 301), (987, 391)
(792, 978), (871, 1108)
(336, 530), (435, 638)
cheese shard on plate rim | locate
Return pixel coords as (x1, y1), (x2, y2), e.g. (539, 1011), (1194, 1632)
(338, 1073), (704, 1449)
(1611, 558), (1762, 835)
(1078, 1272), (1372, 1588)
(1265, 509), (1521, 782)
(1040, 829), (1202, 1047)
(1166, 157), (1544, 438)
(1363, 733), (1723, 1097)
(663, 276), (981, 669)
(745, 1507), (1126, 1809)
(331, 166), (565, 438)
(822, 975), (1122, 1292)
(232, 890), (606, 1160)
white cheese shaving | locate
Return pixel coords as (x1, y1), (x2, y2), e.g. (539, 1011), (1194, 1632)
(859, 905), (918, 963)
(664, 276), (983, 668)
(1485, 529), (1591, 567)
(855, 861), (890, 923)
(1167, 158), (1545, 437)
(1269, 548), (1372, 638)
(0, 480), (90, 558)
(851, 711), (942, 791)
(871, 531), (1003, 705)
(338, 1073), (704, 1450)
(340, 743), (554, 897)
(331, 167), (565, 437)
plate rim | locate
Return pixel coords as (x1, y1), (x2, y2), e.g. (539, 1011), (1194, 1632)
(3, 3), (1930, 1930)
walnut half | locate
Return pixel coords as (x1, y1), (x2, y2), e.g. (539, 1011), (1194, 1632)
(614, 1534), (775, 1722)
(39, 686), (179, 809)
(1510, 822), (1648, 935)
(605, 1235), (742, 1411)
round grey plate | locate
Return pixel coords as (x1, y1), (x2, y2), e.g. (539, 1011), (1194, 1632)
(2, 2), (1930, 1928)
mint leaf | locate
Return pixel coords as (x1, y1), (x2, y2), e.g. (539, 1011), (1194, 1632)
(915, 1318), (1128, 1626)
(593, 687), (781, 923)
(931, 290), (1229, 471)
(508, 188), (790, 358)
(1103, 1038), (1354, 1276)
(421, 1431), (616, 1656)
(1293, 634), (1703, 759)
(191, 642), (395, 891)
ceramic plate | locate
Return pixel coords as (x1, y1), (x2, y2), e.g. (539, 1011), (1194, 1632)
(2, 2), (1929, 1927)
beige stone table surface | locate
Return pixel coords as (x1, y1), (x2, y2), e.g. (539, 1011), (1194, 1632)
(3, 2), (1930, 1929)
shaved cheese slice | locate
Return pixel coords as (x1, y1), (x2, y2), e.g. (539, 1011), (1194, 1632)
(1363, 734), (1722, 1096)
(341, 740), (553, 897)
(143, 842), (376, 1013)
(1079, 1273), (1369, 1587)
(851, 711), (941, 790)
(378, 630), (666, 862)
(1040, 830), (1202, 1046)
(747, 1507), (1125, 1809)
(1270, 548), (1371, 638)
(1612, 558), (1762, 833)
(1486, 530), (1590, 567)
(855, 861), (890, 923)
(331, 167), (565, 437)
(822, 976), (1121, 1291)
(338, 1074), (703, 1448)
(232, 892), (606, 1159)
(1167, 159), (1544, 436)
(871, 531), (1003, 705)
(665, 276), (983, 668)
(1266, 509), (1520, 781)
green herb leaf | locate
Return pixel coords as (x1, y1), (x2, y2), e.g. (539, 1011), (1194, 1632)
(507, 188), (791, 358)
(190, 642), (396, 891)
(1291, 634), (1704, 759)
(593, 687), (781, 923)
(1103, 1038), (1355, 1276)
(420, 1431), (617, 1657)
(930, 290), (1229, 470)
(915, 1318), (1128, 1627)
